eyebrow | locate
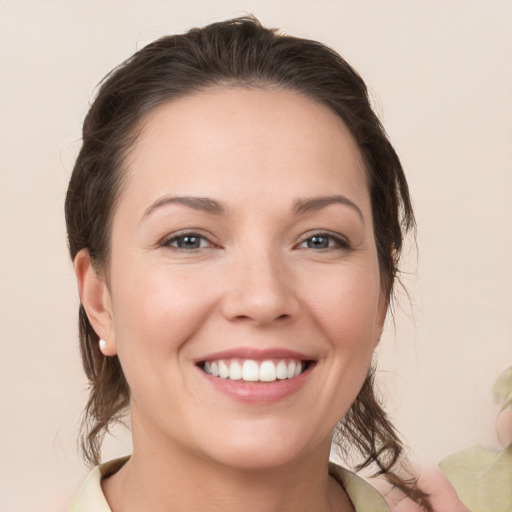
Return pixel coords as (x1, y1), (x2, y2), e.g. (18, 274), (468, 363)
(142, 194), (364, 222)
(293, 195), (364, 222)
(143, 195), (226, 218)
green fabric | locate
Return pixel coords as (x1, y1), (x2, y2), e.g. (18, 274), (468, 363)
(329, 462), (390, 511)
(494, 366), (512, 413)
(440, 367), (512, 512)
(68, 457), (129, 512)
(440, 444), (512, 512)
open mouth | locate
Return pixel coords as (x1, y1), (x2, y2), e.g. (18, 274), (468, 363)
(198, 358), (314, 382)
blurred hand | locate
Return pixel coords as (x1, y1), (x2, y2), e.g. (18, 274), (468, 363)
(371, 468), (469, 512)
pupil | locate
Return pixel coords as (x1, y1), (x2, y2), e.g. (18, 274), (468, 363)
(180, 236), (200, 248)
(309, 236), (328, 248)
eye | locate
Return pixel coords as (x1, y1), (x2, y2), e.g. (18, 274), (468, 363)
(161, 232), (214, 250)
(298, 233), (349, 250)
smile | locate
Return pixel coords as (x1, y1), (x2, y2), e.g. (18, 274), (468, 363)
(200, 359), (310, 382)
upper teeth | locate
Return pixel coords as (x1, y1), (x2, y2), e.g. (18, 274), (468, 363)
(203, 359), (304, 382)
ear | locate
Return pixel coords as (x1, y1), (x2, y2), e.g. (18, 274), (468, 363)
(374, 289), (388, 348)
(74, 249), (117, 356)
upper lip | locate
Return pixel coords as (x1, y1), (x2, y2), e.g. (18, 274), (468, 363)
(195, 347), (315, 364)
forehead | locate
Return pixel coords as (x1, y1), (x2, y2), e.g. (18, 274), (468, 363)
(119, 86), (369, 216)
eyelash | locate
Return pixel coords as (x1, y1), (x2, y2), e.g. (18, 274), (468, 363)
(297, 232), (351, 251)
(160, 231), (216, 251)
(160, 231), (350, 252)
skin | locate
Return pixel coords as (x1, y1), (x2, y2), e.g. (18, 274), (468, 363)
(75, 87), (387, 512)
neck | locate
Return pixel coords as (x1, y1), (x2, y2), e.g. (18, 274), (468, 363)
(102, 424), (353, 512)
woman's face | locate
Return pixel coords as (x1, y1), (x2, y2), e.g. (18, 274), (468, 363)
(93, 87), (386, 469)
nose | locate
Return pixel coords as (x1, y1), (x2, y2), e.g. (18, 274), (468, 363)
(220, 247), (300, 327)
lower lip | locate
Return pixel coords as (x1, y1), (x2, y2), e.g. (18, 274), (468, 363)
(199, 365), (313, 403)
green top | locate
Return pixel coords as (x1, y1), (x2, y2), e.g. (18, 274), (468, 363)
(68, 457), (390, 512)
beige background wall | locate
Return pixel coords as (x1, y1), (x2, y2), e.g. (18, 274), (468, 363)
(0, 1), (510, 510)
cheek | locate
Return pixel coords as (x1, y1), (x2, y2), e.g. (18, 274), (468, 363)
(304, 267), (381, 419)
(109, 259), (216, 366)
(107, 260), (221, 423)
(305, 264), (382, 350)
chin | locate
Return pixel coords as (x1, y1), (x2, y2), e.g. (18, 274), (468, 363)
(209, 445), (304, 472)
(197, 421), (326, 472)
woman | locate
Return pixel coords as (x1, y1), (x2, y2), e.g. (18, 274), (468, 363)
(66, 16), (432, 511)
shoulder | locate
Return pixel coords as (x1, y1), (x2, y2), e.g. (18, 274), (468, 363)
(329, 462), (391, 512)
(68, 456), (129, 512)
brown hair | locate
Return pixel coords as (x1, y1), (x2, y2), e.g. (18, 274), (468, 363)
(65, 16), (430, 509)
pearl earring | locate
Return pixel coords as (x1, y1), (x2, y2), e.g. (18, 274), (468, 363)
(99, 339), (107, 351)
